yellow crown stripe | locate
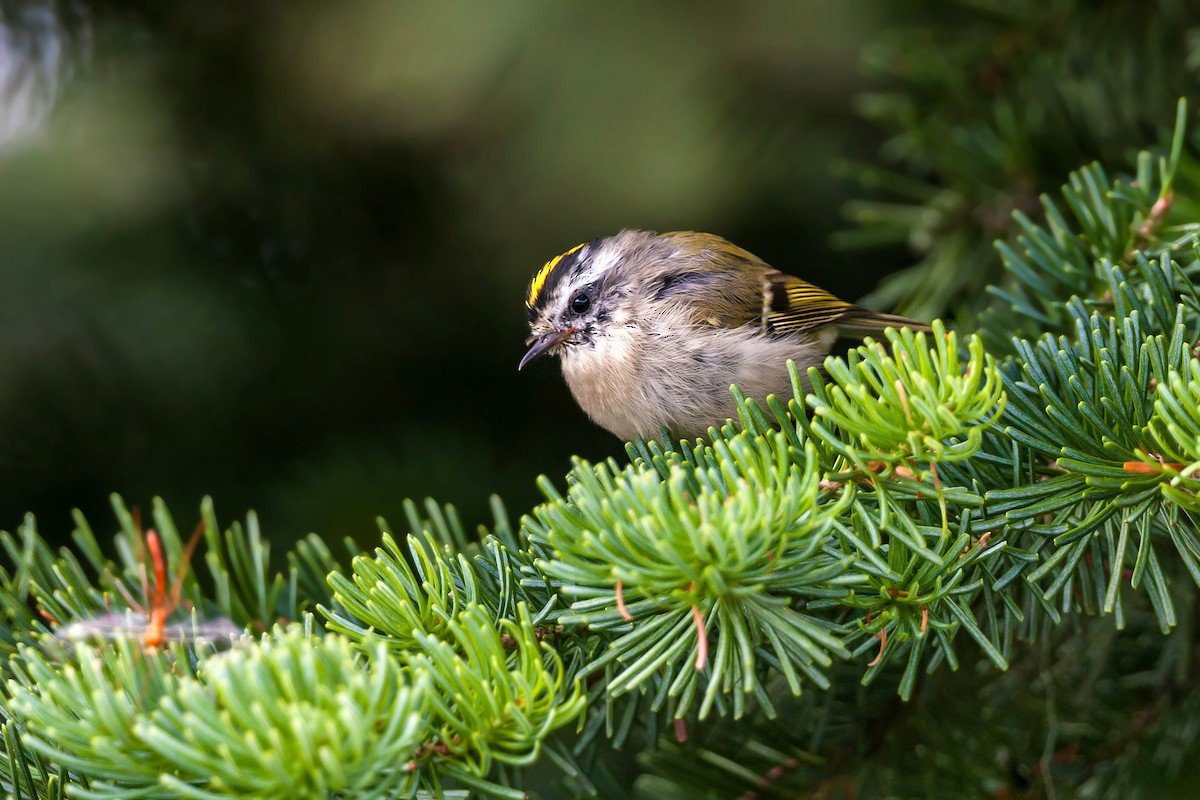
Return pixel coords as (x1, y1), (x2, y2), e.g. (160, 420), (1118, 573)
(527, 242), (586, 308)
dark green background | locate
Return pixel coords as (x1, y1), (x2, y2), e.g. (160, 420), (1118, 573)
(1, 1), (916, 543)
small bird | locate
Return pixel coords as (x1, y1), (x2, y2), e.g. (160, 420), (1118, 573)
(520, 230), (932, 440)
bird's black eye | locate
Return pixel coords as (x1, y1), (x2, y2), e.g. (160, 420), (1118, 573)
(570, 292), (591, 315)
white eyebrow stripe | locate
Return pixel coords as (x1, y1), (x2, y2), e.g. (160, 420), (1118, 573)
(573, 243), (619, 288)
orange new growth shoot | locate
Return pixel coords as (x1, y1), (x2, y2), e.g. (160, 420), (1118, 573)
(867, 627), (888, 667)
(1122, 460), (1187, 474)
(140, 521), (206, 649)
(143, 530), (169, 649)
(55, 519), (236, 650)
(692, 605), (708, 671)
(615, 579), (633, 622)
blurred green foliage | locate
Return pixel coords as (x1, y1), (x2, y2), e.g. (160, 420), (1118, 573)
(0, 0), (899, 543)
(844, 0), (1200, 320)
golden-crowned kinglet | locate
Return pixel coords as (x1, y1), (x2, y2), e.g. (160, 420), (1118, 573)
(520, 230), (932, 440)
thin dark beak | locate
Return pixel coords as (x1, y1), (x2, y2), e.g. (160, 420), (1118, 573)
(519, 328), (575, 370)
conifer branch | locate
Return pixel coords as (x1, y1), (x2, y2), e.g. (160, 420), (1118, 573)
(0, 94), (1198, 800)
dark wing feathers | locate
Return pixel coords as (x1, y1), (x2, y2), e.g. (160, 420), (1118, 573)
(763, 272), (855, 333)
(762, 271), (932, 337)
(658, 233), (931, 337)
(684, 268), (930, 337)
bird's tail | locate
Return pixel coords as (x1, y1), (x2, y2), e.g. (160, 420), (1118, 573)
(836, 307), (934, 339)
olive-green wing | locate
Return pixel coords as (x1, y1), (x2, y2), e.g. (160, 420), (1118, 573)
(761, 272), (855, 333)
(762, 271), (932, 337)
(655, 232), (931, 336)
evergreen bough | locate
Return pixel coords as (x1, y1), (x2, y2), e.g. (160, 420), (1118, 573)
(0, 99), (1198, 799)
